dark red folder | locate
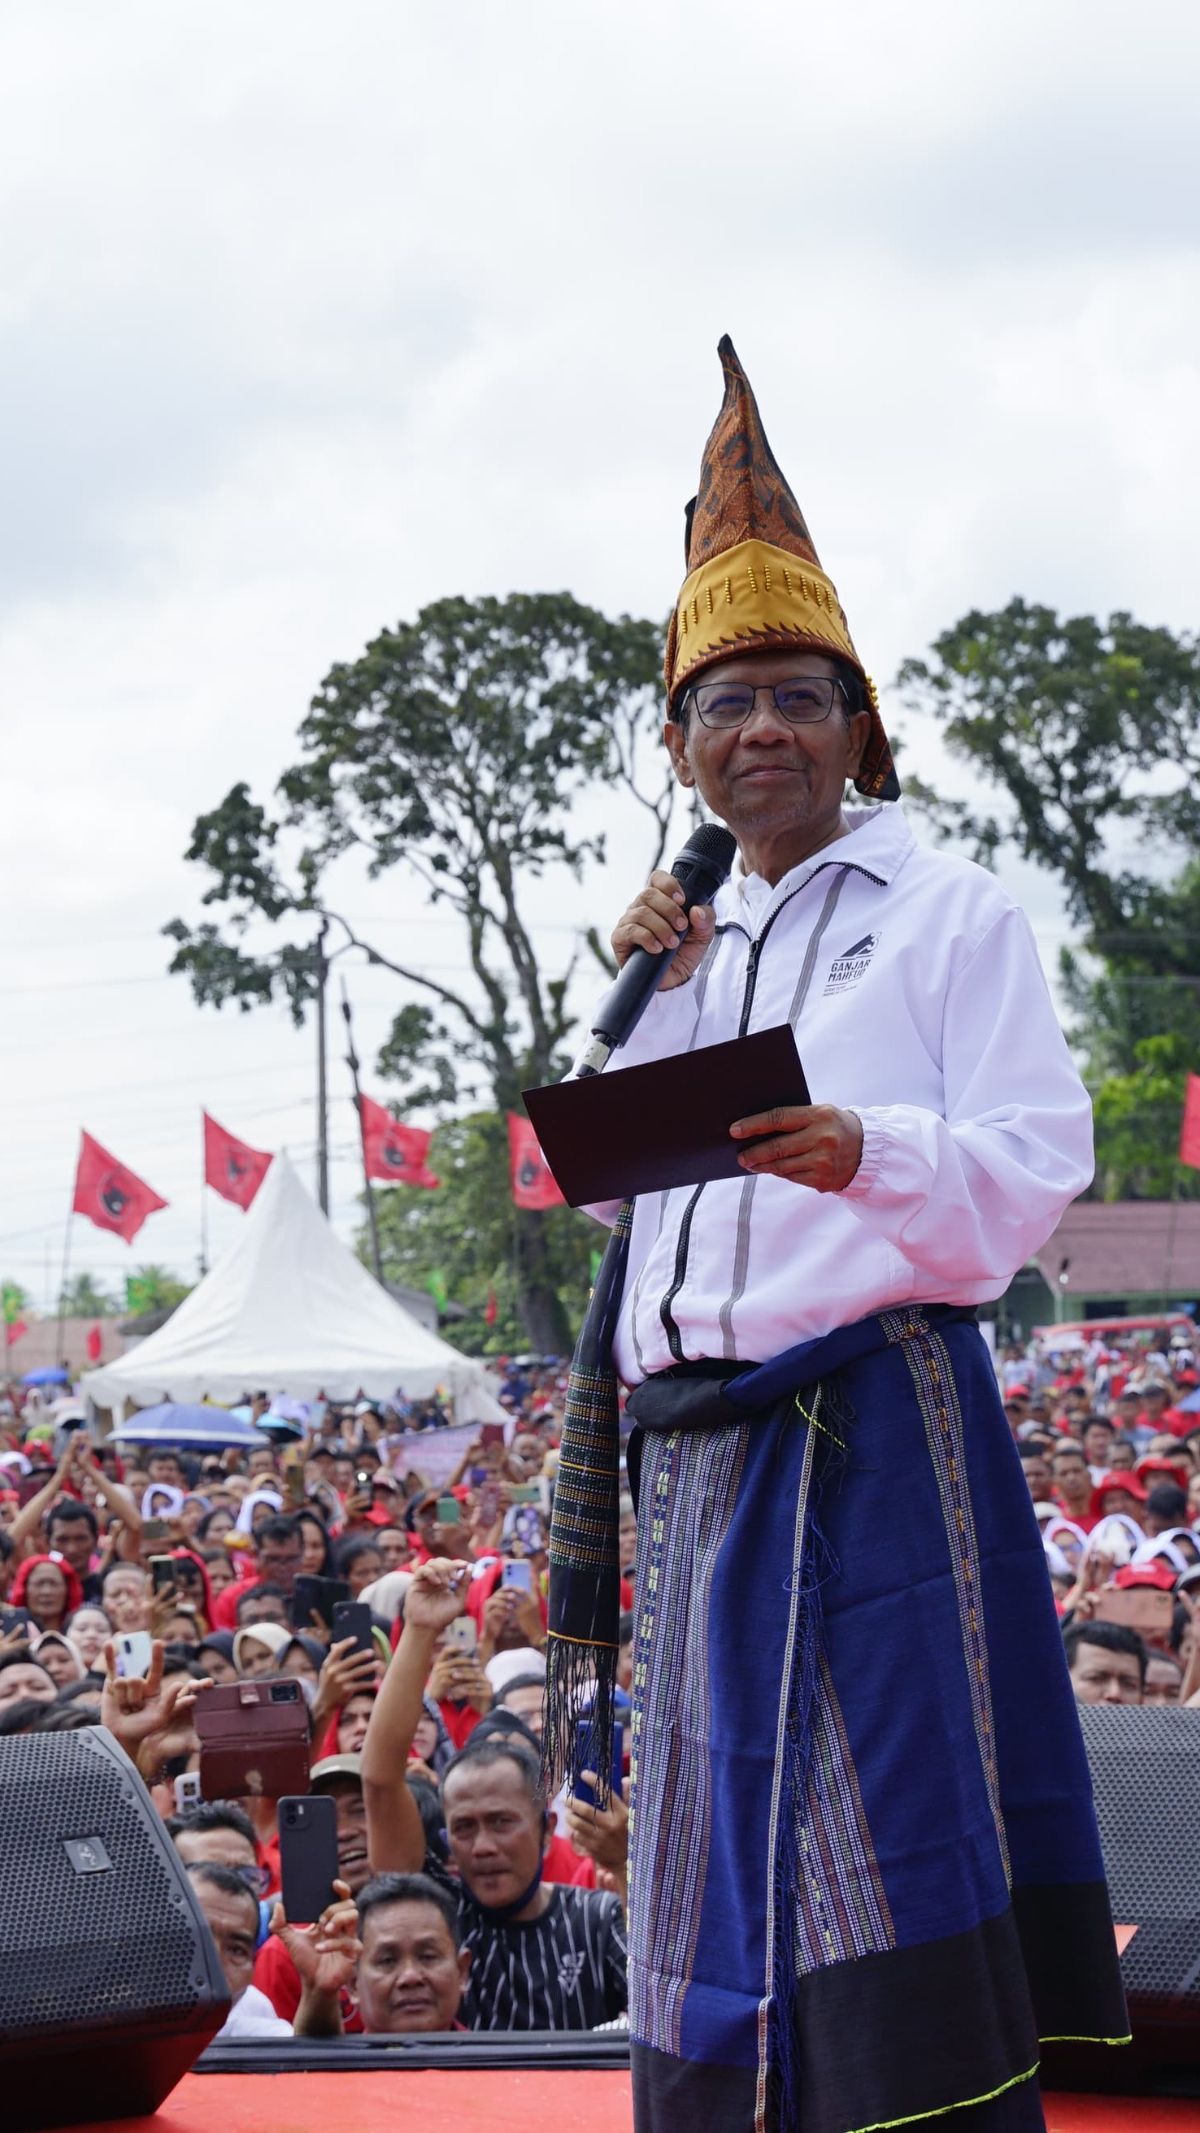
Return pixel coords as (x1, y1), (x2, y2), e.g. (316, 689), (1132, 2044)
(522, 1024), (810, 1208)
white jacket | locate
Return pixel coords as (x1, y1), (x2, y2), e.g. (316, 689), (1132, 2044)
(583, 806), (1093, 1384)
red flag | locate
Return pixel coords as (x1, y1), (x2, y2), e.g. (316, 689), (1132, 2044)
(72, 1132), (168, 1244)
(507, 1112), (564, 1210)
(4, 1320), (27, 1348)
(484, 1287), (498, 1326)
(1181, 1074), (1200, 1169)
(359, 1096), (440, 1188)
(204, 1111), (273, 1210)
(85, 1323), (103, 1363)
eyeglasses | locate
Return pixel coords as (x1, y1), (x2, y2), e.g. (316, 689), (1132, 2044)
(687, 675), (849, 730)
(184, 1859), (271, 1897)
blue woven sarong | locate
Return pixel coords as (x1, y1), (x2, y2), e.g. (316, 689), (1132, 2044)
(624, 1305), (1128, 2133)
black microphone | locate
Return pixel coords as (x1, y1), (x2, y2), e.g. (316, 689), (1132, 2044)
(576, 822), (738, 1076)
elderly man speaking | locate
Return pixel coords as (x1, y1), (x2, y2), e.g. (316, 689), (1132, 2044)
(543, 340), (1127, 2133)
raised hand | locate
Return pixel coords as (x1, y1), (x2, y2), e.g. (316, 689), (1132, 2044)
(271, 1880), (361, 1996)
(100, 1638), (210, 1777)
(611, 870), (715, 991)
(403, 1558), (470, 1636)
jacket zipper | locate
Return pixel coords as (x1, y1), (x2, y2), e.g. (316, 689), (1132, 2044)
(657, 877), (836, 1359)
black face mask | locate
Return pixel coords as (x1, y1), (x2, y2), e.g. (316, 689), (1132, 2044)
(464, 1815), (548, 1922)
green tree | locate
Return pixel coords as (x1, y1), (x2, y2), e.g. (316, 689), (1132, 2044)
(58, 1273), (117, 1318)
(898, 599), (1200, 936)
(164, 592), (672, 1350)
(124, 1267), (192, 1319)
(900, 600), (1200, 1200)
(1089, 1034), (1198, 1201)
(365, 1112), (595, 1355)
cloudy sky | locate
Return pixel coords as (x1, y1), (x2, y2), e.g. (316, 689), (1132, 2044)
(3, 0), (1198, 1312)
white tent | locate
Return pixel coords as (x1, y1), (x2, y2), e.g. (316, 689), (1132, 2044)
(81, 1151), (506, 1424)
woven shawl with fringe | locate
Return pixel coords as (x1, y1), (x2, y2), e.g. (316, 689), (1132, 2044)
(541, 1202), (632, 1804)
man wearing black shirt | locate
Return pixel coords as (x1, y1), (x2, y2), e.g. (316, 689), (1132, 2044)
(441, 1736), (626, 2031)
(362, 1560), (627, 2032)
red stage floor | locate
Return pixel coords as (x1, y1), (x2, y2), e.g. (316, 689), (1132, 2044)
(56, 2070), (1200, 2133)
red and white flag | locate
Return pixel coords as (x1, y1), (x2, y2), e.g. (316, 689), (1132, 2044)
(72, 1131), (168, 1244)
(1180, 1074), (1200, 1170)
(359, 1096), (440, 1188)
(507, 1112), (564, 1210)
(203, 1112), (273, 1210)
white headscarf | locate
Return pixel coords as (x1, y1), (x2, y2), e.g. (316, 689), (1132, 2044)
(234, 1488), (284, 1536)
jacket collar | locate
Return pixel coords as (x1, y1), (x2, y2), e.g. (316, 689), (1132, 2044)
(720, 804), (915, 922)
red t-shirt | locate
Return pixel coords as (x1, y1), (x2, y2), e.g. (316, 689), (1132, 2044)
(212, 1571), (263, 1631)
(543, 1831), (597, 1889)
(437, 1698), (485, 1751)
(253, 1933), (358, 2027)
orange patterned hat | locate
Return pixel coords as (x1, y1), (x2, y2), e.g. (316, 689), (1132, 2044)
(665, 337), (898, 802)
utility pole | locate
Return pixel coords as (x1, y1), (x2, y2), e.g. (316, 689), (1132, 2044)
(315, 921), (330, 1214)
(341, 979), (385, 1285)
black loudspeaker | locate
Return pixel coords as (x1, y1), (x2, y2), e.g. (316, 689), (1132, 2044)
(0, 1726), (230, 2128)
(1042, 1704), (1200, 2097)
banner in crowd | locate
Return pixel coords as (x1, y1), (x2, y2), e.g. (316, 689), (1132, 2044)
(1180, 1074), (1200, 1170)
(507, 1112), (564, 1210)
(72, 1130), (168, 1244)
(203, 1111), (273, 1209)
(359, 1095), (441, 1188)
(384, 1420), (484, 1486)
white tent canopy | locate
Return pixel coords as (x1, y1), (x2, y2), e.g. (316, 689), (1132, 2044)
(82, 1151), (506, 1424)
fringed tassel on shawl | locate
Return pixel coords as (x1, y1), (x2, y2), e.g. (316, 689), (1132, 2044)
(769, 1375), (851, 2133)
(541, 1204), (633, 1806)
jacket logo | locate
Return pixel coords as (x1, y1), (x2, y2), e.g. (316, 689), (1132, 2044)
(824, 932), (878, 995)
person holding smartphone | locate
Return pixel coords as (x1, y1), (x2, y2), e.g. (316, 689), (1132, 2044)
(360, 1559), (626, 2034)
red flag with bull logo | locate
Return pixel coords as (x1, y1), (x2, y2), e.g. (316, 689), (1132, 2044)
(72, 1132), (168, 1244)
(359, 1096), (440, 1188)
(507, 1112), (564, 1210)
(203, 1112), (273, 1210)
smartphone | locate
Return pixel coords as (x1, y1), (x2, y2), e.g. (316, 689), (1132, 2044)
(279, 1794), (339, 1924)
(285, 1466), (306, 1508)
(195, 1677), (312, 1801)
(444, 1615), (478, 1657)
(150, 1555), (177, 1594)
(331, 1601), (375, 1660)
(501, 1559), (534, 1595)
(173, 1771), (202, 1813)
(142, 1518), (171, 1543)
(436, 1496), (462, 1526)
(511, 1483), (540, 1504)
(573, 1718), (624, 1808)
(468, 1466), (487, 1487)
(478, 1482), (501, 1526)
(480, 1424), (505, 1449)
(291, 1574), (351, 1633)
(115, 1630), (154, 1679)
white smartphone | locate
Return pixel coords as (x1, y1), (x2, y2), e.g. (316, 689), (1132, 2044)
(500, 1559), (534, 1596)
(115, 1630), (154, 1680)
(444, 1615), (478, 1655)
(173, 1771), (202, 1812)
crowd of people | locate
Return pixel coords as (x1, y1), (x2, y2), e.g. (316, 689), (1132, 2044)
(0, 1321), (1196, 2045)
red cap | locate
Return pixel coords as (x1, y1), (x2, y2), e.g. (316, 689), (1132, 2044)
(1135, 1455), (1189, 1492)
(1089, 1469), (1149, 1517)
(1112, 1561), (1176, 1593)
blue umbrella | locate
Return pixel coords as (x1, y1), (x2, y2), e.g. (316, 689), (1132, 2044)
(21, 1367), (70, 1387)
(112, 1402), (272, 1450)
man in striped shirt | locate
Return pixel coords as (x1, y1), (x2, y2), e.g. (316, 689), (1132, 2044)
(362, 1557), (627, 2031)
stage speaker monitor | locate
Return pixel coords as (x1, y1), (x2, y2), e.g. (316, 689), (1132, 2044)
(1044, 1703), (1200, 2096)
(0, 1726), (229, 2128)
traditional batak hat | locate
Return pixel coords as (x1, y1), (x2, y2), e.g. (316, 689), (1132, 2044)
(665, 336), (899, 801)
